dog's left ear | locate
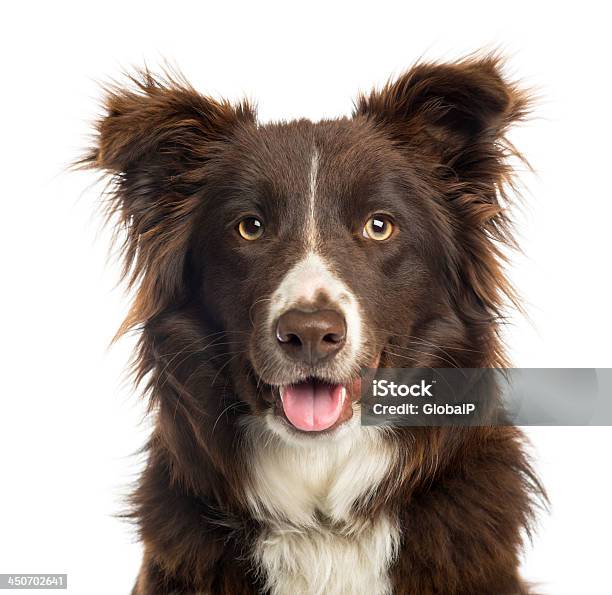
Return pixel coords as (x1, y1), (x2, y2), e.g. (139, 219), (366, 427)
(354, 55), (530, 182)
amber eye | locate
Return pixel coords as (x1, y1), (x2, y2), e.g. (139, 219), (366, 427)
(363, 215), (395, 241)
(237, 217), (264, 240)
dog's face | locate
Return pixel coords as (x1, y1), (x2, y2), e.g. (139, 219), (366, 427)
(193, 119), (443, 433)
(88, 57), (527, 438)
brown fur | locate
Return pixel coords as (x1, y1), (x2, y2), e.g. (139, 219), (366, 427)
(82, 53), (545, 594)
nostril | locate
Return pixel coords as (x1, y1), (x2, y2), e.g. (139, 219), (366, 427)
(276, 326), (301, 346)
(284, 333), (302, 347)
(323, 332), (343, 344)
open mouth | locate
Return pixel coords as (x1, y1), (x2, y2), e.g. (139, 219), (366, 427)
(279, 378), (358, 432)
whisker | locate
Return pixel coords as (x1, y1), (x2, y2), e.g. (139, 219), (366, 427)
(249, 297), (272, 327)
(210, 353), (244, 388)
(212, 401), (245, 435)
(157, 337), (247, 390)
(383, 346), (457, 368)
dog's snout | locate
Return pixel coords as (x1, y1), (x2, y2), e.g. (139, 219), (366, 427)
(275, 309), (346, 364)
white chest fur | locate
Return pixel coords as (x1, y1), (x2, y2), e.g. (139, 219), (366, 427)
(244, 413), (399, 595)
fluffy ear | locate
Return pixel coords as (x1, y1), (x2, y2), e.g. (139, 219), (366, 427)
(356, 56), (532, 344)
(82, 70), (256, 337)
(354, 54), (530, 184)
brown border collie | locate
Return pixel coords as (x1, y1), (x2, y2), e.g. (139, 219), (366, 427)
(84, 53), (545, 594)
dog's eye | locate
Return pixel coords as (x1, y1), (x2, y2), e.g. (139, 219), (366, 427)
(363, 215), (395, 241)
(237, 217), (264, 241)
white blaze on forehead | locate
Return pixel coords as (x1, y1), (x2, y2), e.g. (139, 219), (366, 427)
(269, 252), (363, 364)
(306, 149), (320, 250)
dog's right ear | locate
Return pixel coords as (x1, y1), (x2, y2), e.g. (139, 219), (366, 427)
(86, 69), (255, 179)
(82, 70), (256, 337)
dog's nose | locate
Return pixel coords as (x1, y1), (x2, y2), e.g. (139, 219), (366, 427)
(275, 309), (346, 364)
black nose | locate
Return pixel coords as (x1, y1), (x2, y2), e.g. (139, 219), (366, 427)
(275, 309), (346, 364)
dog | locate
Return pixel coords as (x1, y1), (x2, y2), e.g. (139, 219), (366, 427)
(84, 54), (544, 594)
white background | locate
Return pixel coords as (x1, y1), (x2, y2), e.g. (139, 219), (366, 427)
(2, 2), (611, 593)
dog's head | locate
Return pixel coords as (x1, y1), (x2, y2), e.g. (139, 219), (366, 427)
(86, 56), (528, 439)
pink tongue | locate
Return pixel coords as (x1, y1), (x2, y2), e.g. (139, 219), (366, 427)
(281, 382), (345, 431)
